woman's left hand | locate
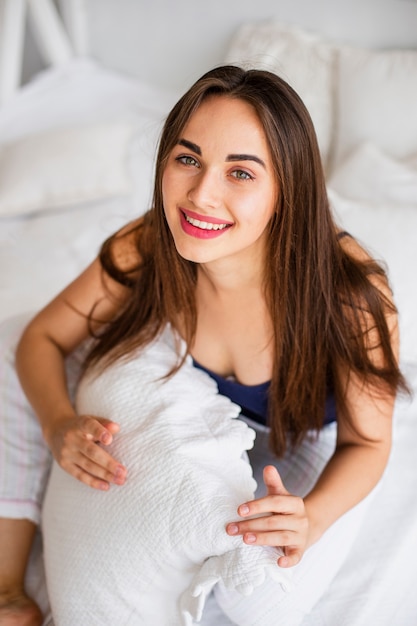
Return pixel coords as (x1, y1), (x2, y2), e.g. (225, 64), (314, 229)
(226, 465), (310, 568)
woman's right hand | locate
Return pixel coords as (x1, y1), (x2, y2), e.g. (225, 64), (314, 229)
(14, 256), (134, 491)
(46, 415), (127, 491)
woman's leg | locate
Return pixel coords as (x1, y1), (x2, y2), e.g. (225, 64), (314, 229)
(0, 519), (43, 626)
(0, 314), (47, 625)
(0, 313), (83, 625)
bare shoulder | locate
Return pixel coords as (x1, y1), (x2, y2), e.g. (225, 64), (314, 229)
(104, 217), (144, 274)
(337, 230), (399, 365)
(337, 231), (393, 301)
(338, 231), (371, 262)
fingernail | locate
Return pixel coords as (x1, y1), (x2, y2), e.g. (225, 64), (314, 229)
(239, 504), (250, 516)
(101, 432), (111, 444)
(114, 466), (126, 483)
(227, 524), (239, 535)
(114, 465), (124, 478)
(245, 533), (256, 544)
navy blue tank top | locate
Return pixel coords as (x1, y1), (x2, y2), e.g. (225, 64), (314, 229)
(192, 360), (337, 427)
(192, 231), (350, 426)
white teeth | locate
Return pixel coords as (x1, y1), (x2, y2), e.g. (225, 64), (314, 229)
(184, 214), (229, 231)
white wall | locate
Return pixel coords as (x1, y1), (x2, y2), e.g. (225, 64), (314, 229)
(24, 0), (417, 91)
(82, 0), (417, 90)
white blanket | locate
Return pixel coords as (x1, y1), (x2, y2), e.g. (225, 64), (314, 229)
(4, 61), (417, 626)
(42, 326), (291, 625)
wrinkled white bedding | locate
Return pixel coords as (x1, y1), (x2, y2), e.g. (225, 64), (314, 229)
(328, 142), (417, 365)
(1, 60), (417, 625)
(43, 326), (292, 625)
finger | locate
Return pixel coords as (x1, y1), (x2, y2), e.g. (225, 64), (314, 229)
(70, 462), (112, 491)
(277, 547), (303, 568)
(79, 415), (118, 445)
(237, 529), (299, 550)
(227, 514), (296, 536)
(61, 448), (127, 488)
(78, 440), (127, 484)
(263, 465), (290, 496)
(58, 433), (127, 485)
(96, 418), (121, 438)
(237, 493), (301, 518)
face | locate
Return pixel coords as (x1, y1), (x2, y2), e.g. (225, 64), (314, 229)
(162, 96), (277, 270)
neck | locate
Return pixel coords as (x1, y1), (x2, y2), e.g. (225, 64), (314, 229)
(197, 249), (266, 297)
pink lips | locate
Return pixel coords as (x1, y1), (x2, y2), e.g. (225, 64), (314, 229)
(179, 208), (233, 239)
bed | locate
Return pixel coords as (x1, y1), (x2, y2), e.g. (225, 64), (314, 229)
(1, 3), (417, 625)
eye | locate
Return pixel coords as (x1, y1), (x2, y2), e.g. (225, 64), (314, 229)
(231, 169), (254, 181)
(175, 155), (200, 168)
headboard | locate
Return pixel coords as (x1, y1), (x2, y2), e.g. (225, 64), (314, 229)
(1, 0), (417, 105)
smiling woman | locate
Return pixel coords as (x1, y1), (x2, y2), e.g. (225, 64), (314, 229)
(0, 65), (408, 626)
(162, 95), (277, 262)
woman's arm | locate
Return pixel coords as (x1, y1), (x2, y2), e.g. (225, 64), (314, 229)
(15, 222), (141, 490)
(227, 241), (399, 567)
(227, 366), (395, 567)
(304, 238), (398, 545)
(303, 363), (395, 547)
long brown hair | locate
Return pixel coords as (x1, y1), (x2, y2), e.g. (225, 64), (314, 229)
(85, 65), (408, 456)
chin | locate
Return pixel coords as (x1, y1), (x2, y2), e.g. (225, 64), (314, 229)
(175, 247), (212, 264)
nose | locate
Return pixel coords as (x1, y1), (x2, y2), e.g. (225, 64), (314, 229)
(187, 168), (221, 210)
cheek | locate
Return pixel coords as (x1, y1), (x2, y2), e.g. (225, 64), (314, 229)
(240, 193), (276, 230)
(161, 177), (176, 221)
(161, 172), (170, 203)
(162, 168), (184, 207)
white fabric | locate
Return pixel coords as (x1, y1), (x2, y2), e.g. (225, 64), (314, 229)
(0, 58), (177, 143)
(328, 187), (417, 365)
(0, 313), (51, 524)
(1, 47), (417, 626)
(0, 197), (141, 323)
(0, 57), (178, 225)
(0, 122), (135, 216)
(197, 419), (375, 626)
(42, 326), (292, 625)
(0, 60), (177, 324)
(20, 366), (417, 626)
(333, 45), (417, 170)
(328, 143), (417, 365)
(0, 314), (380, 626)
(41, 324), (382, 626)
(328, 142), (417, 207)
(0, 311), (89, 523)
(224, 20), (335, 171)
(0, 314), (381, 626)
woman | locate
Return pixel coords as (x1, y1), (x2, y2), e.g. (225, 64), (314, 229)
(0, 65), (408, 625)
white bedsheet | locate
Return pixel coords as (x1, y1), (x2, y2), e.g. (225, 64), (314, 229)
(1, 62), (417, 625)
(0, 197), (137, 321)
(24, 363), (417, 626)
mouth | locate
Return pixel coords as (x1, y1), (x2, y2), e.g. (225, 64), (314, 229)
(181, 207), (233, 229)
(182, 212), (230, 231)
(179, 208), (233, 239)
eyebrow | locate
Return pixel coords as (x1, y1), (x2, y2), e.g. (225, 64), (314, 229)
(178, 139), (201, 155)
(177, 139), (266, 168)
(226, 154), (266, 168)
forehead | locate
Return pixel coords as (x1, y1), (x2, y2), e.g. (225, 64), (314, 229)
(180, 96), (271, 157)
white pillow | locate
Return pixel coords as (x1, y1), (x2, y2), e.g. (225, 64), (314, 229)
(0, 122), (135, 217)
(332, 46), (417, 172)
(0, 58), (178, 144)
(224, 21), (336, 171)
(42, 326), (289, 625)
(0, 59), (179, 218)
(328, 143), (417, 206)
(329, 189), (417, 365)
